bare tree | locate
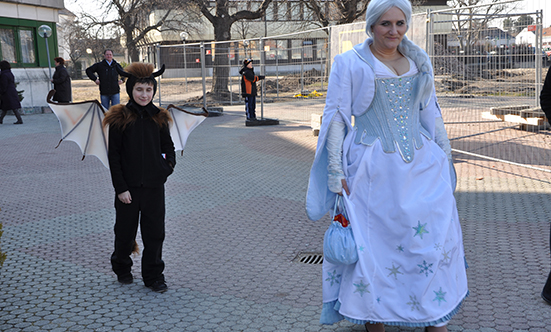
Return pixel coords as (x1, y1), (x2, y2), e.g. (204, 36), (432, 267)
(302, 0), (369, 28)
(447, 0), (511, 54)
(80, 0), (193, 62)
(191, 0), (274, 96)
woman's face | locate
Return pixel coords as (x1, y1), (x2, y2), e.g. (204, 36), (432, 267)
(371, 6), (407, 52)
(132, 82), (154, 106)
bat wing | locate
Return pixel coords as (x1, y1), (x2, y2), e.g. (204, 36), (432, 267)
(47, 90), (110, 169)
(166, 105), (208, 153)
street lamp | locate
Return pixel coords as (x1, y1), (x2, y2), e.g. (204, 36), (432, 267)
(38, 25), (53, 90)
(180, 31), (189, 92)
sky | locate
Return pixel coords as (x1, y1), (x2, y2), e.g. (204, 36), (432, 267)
(64, 0), (551, 28)
(523, 0), (551, 27)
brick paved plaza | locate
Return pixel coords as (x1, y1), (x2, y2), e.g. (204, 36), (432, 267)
(0, 108), (550, 331)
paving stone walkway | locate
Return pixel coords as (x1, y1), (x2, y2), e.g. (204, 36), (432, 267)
(0, 110), (550, 331)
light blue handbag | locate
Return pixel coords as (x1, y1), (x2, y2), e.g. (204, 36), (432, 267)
(323, 195), (358, 265)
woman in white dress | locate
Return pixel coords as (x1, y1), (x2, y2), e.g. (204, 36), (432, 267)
(305, 0), (468, 331)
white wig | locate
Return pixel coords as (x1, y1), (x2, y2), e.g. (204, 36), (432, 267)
(365, 0), (434, 107)
(365, 0), (412, 38)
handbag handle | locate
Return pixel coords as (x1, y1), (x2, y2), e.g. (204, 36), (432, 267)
(332, 195), (344, 218)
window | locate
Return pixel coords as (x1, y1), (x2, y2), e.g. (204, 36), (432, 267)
(291, 40), (302, 60)
(0, 25), (40, 67)
(316, 39), (327, 60)
(0, 28), (16, 63)
(290, 2), (302, 21)
(19, 29), (36, 64)
(265, 2), (275, 21)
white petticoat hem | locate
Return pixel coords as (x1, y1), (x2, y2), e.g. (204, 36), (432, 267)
(320, 291), (469, 327)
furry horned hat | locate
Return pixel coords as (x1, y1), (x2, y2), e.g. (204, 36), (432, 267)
(116, 63), (165, 102)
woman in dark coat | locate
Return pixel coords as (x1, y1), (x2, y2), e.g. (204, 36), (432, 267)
(0, 60), (23, 124)
(540, 65), (551, 305)
(51, 57), (72, 103)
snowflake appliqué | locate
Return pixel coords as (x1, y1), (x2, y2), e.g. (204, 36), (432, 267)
(325, 270), (341, 286)
(433, 287), (447, 306)
(412, 220), (429, 239)
(359, 245), (365, 252)
(407, 295), (421, 311)
(353, 280), (370, 297)
(418, 260), (434, 277)
(434, 242), (442, 251)
(386, 263), (403, 280)
(441, 249), (451, 263)
(396, 244), (404, 252)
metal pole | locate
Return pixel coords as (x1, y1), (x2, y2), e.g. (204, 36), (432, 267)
(276, 41), (279, 99)
(44, 34), (53, 90)
(183, 42), (188, 92)
(200, 42), (207, 110)
(301, 43), (304, 94)
(156, 44), (161, 106)
(260, 38), (265, 120)
(536, 10), (543, 106)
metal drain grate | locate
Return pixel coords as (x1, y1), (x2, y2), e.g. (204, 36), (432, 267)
(293, 252), (324, 264)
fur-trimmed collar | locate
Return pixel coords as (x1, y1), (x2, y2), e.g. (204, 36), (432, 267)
(102, 102), (172, 130)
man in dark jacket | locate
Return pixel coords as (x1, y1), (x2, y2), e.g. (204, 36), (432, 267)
(102, 62), (175, 293)
(540, 65), (551, 305)
(51, 57), (72, 103)
(86, 49), (124, 109)
(239, 59), (265, 121)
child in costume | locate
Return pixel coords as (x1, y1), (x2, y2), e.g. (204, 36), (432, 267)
(102, 62), (175, 293)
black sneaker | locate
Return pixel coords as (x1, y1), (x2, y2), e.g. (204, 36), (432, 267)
(117, 274), (133, 284)
(147, 280), (168, 293)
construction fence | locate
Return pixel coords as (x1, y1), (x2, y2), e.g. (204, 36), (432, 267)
(145, 1), (551, 174)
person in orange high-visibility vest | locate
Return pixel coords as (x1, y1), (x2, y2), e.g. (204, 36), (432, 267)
(239, 59), (265, 121)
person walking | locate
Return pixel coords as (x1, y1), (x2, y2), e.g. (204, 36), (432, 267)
(239, 59), (265, 121)
(0, 60), (23, 125)
(86, 49), (125, 109)
(102, 62), (175, 293)
(51, 57), (72, 103)
(540, 65), (551, 305)
(305, 0), (468, 330)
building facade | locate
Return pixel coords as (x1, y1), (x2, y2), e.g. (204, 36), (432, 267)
(1, 0), (64, 111)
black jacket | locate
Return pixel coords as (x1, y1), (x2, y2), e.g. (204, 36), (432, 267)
(0, 69), (21, 111)
(105, 102), (176, 194)
(52, 65), (72, 102)
(541, 66), (551, 123)
(239, 67), (265, 97)
(86, 59), (124, 95)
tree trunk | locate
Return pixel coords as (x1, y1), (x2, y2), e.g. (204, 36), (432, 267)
(212, 20), (232, 98)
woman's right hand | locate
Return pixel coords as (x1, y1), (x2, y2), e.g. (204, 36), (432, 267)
(340, 179), (350, 196)
(118, 190), (132, 204)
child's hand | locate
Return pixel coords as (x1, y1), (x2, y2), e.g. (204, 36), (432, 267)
(118, 191), (132, 204)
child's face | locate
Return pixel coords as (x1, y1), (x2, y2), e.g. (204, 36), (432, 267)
(247, 62), (253, 68)
(132, 82), (154, 106)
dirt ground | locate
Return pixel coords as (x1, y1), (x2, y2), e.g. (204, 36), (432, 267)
(72, 66), (549, 107)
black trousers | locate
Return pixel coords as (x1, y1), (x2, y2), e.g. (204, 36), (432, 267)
(0, 108), (23, 123)
(544, 224), (551, 302)
(111, 186), (166, 286)
(245, 95), (256, 120)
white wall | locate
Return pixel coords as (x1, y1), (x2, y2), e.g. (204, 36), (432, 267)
(12, 68), (53, 111)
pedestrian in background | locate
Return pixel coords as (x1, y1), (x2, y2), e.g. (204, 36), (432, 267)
(86, 49), (125, 109)
(306, 0), (468, 330)
(0, 60), (23, 125)
(239, 59), (265, 121)
(539, 65), (551, 305)
(51, 57), (72, 103)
